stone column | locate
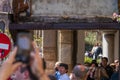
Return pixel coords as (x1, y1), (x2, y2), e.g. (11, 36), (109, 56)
(102, 31), (115, 63)
(43, 30), (57, 74)
(102, 33), (108, 57)
(119, 30), (120, 80)
(114, 31), (119, 59)
(118, 30), (120, 58)
(77, 30), (85, 64)
(58, 30), (73, 73)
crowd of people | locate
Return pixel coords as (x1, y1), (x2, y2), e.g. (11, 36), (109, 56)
(85, 42), (102, 60)
(0, 42), (50, 80)
(54, 58), (119, 80)
(0, 42), (119, 80)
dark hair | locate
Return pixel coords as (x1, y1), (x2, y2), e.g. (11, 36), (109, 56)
(92, 60), (97, 63)
(20, 67), (28, 73)
(91, 62), (98, 67)
(102, 57), (108, 62)
(59, 63), (68, 70)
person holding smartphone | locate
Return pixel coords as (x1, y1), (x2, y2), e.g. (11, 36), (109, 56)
(0, 42), (50, 80)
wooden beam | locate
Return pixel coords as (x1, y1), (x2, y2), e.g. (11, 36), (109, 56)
(118, 0), (120, 14)
(9, 22), (120, 30)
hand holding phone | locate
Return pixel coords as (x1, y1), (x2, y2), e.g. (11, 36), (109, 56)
(15, 31), (33, 64)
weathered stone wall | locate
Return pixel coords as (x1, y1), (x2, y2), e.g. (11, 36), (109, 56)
(0, 0), (11, 29)
(43, 30), (57, 74)
(58, 30), (73, 73)
(77, 30), (85, 64)
(0, 0), (119, 16)
(0, 0), (11, 12)
(32, 0), (118, 17)
(0, 12), (9, 28)
(114, 31), (119, 60)
(0, 0), (11, 28)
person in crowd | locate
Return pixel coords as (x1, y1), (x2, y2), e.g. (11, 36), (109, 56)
(110, 70), (119, 80)
(91, 43), (98, 60)
(110, 63), (116, 72)
(85, 62), (98, 80)
(0, 42), (50, 80)
(114, 60), (119, 72)
(10, 56), (47, 80)
(69, 63), (88, 80)
(97, 66), (109, 80)
(48, 75), (57, 80)
(99, 57), (114, 80)
(110, 60), (119, 80)
(10, 66), (30, 80)
(86, 59), (109, 80)
(59, 63), (70, 80)
(85, 51), (93, 58)
(21, 67), (30, 80)
(91, 43), (102, 60)
(54, 61), (61, 80)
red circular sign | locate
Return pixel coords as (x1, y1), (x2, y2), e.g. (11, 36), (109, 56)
(0, 33), (11, 58)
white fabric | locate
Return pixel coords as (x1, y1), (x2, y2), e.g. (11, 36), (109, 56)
(59, 73), (70, 80)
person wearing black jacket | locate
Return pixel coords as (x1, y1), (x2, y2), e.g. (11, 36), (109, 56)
(100, 57), (114, 80)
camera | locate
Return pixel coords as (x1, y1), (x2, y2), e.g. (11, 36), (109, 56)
(15, 31), (33, 63)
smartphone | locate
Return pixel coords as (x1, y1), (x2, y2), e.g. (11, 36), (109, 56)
(15, 32), (33, 63)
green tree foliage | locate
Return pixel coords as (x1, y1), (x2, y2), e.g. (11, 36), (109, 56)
(85, 31), (97, 51)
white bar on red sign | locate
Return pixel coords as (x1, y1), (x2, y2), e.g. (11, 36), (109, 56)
(0, 43), (9, 50)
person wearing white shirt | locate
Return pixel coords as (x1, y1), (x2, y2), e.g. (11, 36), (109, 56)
(59, 63), (70, 80)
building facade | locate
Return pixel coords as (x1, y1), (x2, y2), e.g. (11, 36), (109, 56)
(0, 0), (119, 74)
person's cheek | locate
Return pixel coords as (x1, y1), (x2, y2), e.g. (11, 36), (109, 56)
(24, 71), (29, 79)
